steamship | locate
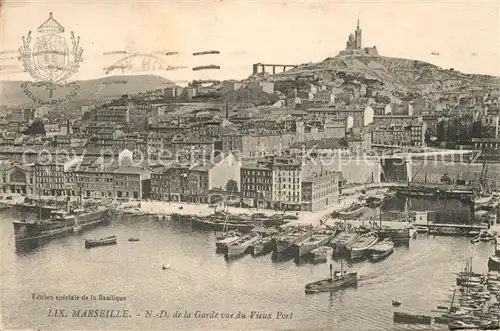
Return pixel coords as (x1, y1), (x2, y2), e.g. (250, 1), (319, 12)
(13, 200), (110, 247)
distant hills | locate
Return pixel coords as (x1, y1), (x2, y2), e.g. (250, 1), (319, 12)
(267, 54), (500, 97)
(0, 75), (176, 107)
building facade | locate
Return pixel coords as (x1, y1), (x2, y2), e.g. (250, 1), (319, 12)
(301, 171), (341, 212)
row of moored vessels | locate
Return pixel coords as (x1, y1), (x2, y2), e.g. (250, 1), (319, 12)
(215, 220), (398, 264)
(438, 258), (500, 330)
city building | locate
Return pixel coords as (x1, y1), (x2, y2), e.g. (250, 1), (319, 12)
(307, 105), (374, 128)
(150, 153), (241, 203)
(33, 156), (82, 196)
(371, 122), (426, 147)
(241, 156), (302, 210)
(301, 171), (342, 212)
(91, 107), (130, 124)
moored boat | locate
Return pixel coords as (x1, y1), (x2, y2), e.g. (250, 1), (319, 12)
(337, 203), (365, 220)
(473, 194), (493, 210)
(376, 226), (411, 243)
(330, 231), (359, 255)
(85, 235), (117, 249)
(226, 232), (261, 257)
(128, 237), (140, 242)
(370, 238), (394, 261)
(273, 227), (311, 254)
(347, 232), (379, 261)
(215, 231), (241, 253)
(294, 228), (337, 257)
(251, 237), (273, 256)
(305, 263), (357, 294)
(488, 255), (500, 272)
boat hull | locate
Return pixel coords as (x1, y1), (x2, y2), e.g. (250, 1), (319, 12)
(338, 206), (365, 220)
(376, 228), (410, 243)
(370, 248), (394, 261)
(85, 236), (117, 249)
(348, 234), (379, 261)
(252, 239), (272, 257)
(273, 231), (310, 254)
(295, 233), (336, 257)
(488, 255), (500, 272)
(226, 234), (261, 258)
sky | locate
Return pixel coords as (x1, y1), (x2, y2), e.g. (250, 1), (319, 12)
(0, 0), (499, 85)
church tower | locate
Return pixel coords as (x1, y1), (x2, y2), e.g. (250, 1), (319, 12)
(354, 19), (362, 49)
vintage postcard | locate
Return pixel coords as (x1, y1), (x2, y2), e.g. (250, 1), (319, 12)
(1, 0), (500, 330)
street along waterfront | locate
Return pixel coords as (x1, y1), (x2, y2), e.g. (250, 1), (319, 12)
(1, 202), (496, 331)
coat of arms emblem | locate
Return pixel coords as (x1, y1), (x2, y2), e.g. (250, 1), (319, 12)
(18, 12), (83, 102)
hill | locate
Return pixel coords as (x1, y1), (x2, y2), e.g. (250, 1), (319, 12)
(0, 74), (176, 106)
(266, 54), (500, 97)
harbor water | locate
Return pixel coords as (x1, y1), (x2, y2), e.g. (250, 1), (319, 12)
(0, 199), (492, 331)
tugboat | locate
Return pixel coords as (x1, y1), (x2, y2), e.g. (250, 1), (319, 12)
(304, 261), (357, 294)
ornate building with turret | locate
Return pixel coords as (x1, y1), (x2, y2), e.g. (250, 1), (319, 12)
(338, 20), (379, 57)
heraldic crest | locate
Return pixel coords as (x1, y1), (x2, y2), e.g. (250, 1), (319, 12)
(18, 12), (83, 100)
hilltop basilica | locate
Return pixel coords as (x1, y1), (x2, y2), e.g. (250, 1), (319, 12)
(337, 20), (379, 57)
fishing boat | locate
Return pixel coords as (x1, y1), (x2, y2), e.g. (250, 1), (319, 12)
(304, 261), (357, 294)
(330, 231), (359, 255)
(226, 232), (261, 257)
(294, 228), (337, 257)
(273, 227), (311, 254)
(128, 237), (140, 242)
(370, 238), (394, 261)
(310, 246), (334, 263)
(85, 235), (117, 249)
(337, 203), (364, 220)
(347, 232), (379, 261)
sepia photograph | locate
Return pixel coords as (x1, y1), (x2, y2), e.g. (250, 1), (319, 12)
(1, 1), (500, 330)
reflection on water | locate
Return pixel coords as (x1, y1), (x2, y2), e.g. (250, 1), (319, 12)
(0, 206), (492, 331)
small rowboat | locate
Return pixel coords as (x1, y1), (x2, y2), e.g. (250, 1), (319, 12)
(85, 235), (117, 249)
(392, 297), (402, 307)
(128, 237), (140, 242)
